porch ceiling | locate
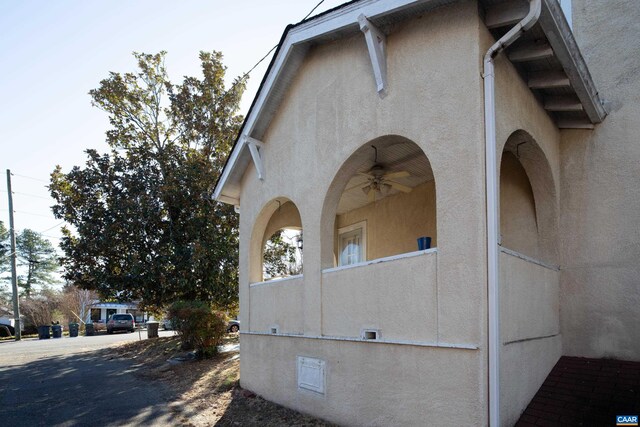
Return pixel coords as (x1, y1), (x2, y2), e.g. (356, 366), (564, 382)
(337, 141), (433, 215)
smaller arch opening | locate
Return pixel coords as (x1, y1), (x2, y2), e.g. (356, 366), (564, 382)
(263, 228), (303, 280)
(250, 199), (303, 283)
(499, 131), (558, 263)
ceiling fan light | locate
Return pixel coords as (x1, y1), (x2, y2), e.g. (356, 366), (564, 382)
(362, 185), (371, 196)
(381, 183), (391, 195)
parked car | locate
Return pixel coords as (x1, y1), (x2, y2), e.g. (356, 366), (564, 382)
(161, 319), (173, 330)
(227, 319), (240, 333)
(106, 313), (135, 334)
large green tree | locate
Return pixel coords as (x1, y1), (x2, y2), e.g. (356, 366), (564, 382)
(16, 229), (59, 297)
(50, 51), (245, 310)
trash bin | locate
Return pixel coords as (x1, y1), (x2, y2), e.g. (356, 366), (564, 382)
(147, 321), (159, 339)
(85, 323), (95, 336)
(38, 325), (51, 340)
(68, 323), (79, 338)
(52, 324), (63, 338)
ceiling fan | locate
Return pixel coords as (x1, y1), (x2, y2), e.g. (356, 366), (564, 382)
(357, 146), (412, 202)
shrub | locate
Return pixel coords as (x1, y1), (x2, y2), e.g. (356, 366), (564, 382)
(167, 300), (227, 358)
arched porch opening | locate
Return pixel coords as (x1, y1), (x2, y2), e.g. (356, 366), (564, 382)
(321, 135), (437, 269)
(499, 130), (558, 263)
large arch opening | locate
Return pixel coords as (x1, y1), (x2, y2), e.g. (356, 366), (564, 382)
(249, 198), (303, 283)
(321, 136), (437, 269)
(499, 130), (558, 263)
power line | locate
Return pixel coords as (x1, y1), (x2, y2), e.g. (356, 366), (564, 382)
(230, 0), (328, 90)
(39, 221), (65, 234)
(11, 191), (51, 200)
(10, 173), (49, 184)
(12, 210), (55, 219)
(303, 0), (326, 21)
(42, 234), (62, 240)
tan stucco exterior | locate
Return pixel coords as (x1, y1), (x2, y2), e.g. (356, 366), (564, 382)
(222, 0), (635, 425)
(559, 0), (640, 361)
(239, 2), (488, 425)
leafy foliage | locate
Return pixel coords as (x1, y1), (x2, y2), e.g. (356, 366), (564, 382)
(263, 230), (301, 279)
(16, 229), (59, 297)
(167, 300), (227, 358)
(50, 51), (245, 310)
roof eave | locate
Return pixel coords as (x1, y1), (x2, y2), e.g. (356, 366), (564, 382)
(213, 0), (458, 205)
(538, 0), (607, 124)
(214, 0), (607, 205)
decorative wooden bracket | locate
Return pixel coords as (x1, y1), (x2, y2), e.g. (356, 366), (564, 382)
(244, 136), (265, 181)
(358, 14), (387, 98)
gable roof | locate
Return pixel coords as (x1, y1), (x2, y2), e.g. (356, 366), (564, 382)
(214, 0), (606, 205)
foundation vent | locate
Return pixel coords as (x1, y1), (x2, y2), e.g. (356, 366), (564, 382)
(361, 328), (381, 340)
(297, 356), (326, 395)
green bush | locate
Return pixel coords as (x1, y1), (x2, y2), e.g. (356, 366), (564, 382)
(167, 300), (227, 358)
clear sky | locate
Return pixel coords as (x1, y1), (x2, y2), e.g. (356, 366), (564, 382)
(0, 0), (345, 261)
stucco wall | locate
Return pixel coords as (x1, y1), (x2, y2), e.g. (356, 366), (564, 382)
(500, 251), (560, 343)
(249, 276), (304, 334)
(238, 1), (488, 424)
(241, 334), (482, 427)
(559, 1), (640, 360)
(499, 251), (561, 426)
(322, 250), (437, 342)
(336, 181), (437, 260)
(501, 334), (562, 426)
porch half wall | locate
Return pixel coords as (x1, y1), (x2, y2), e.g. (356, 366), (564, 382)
(499, 249), (562, 426)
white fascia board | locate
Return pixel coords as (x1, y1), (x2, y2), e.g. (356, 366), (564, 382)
(213, 0), (438, 203)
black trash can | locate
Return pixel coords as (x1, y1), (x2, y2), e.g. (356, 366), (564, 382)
(38, 325), (51, 340)
(85, 323), (95, 336)
(52, 324), (63, 338)
(147, 321), (159, 339)
(68, 323), (79, 338)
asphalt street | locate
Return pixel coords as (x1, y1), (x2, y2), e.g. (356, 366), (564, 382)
(0, 330), (178, 427)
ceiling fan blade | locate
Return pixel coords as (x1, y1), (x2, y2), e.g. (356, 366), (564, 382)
(357, 172), (375, 179)
(383, 170), (410, 180)
(387, 181), (412, 193)
(345, 179), (370, 192)
(368, 188), (376, 202)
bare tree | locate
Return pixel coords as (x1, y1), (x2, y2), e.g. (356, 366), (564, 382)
(59, 284), (97, 324)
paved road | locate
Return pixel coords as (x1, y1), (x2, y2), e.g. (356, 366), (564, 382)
(0, 331), (179, 427)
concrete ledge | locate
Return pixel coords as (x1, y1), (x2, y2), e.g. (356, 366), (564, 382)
(241, 330), (478, 350)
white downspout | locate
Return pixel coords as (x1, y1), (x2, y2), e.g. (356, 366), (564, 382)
(484, 0), (541, 426)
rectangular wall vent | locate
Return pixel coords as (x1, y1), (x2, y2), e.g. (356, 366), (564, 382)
(297, 356), (326, 395)
(361, 328), (381, 340)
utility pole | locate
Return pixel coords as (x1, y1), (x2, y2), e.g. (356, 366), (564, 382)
(6, 170), (21, 340)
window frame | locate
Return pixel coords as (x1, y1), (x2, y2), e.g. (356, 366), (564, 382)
(337, 220), (367, 266)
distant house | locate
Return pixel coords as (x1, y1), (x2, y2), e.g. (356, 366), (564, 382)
(0, 306), (20, 335)
(87, 301), (148, 324)
(213, 0), (638, 425)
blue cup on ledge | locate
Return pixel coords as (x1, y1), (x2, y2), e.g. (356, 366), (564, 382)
(417, 236), (432, 251)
